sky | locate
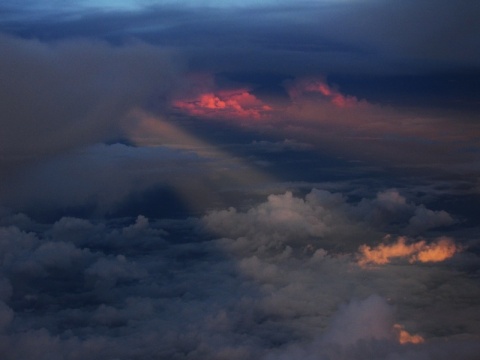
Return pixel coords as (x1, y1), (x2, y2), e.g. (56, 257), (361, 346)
(0, 1), (480, 359)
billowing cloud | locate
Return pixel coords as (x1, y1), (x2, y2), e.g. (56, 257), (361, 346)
(0, 186), (478, 359)
(205, 188), (457, 257)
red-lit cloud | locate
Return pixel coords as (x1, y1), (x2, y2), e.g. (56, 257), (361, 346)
(173, 89), (272, 120)
(288, 78), (363, 108)
(357, 236), (460, 267)
(171, 74), (480, 169)
(171, 75), (363, 122)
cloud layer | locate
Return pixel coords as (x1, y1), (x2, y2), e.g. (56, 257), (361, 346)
(0, 1), (479, 359)
(0, 188), (477, 359)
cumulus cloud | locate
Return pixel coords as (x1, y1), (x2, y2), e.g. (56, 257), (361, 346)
(204, 188), (456, 255)
(202, 189), (480, 358)
(407, 206), (455, 233)
(204, 189), (369, 254)
(0, 189), (477, 359)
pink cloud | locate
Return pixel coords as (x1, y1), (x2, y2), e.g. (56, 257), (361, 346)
(173, 89), (272, 120)
(288, 78), (363, 108)
(169, 73), (480, 169)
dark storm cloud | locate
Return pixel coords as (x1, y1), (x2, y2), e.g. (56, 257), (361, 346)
(2, 0), (478, 76)
(0, 34), (180, 171)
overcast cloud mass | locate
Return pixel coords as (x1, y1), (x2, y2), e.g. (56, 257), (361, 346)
(0, 1), (479, 359)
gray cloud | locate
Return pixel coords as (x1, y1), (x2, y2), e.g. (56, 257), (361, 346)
(0, 186), (478, 359)
(0, 34), (180, 172)
(3, 1), (479, 75)
(0, 2), (479, 359)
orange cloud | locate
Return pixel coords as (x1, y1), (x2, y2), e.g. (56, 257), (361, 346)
(173, 89), (272, 120)
(357, 236), (460, 267)
(393, 324), (425, 344)
(413, 237), (459, 263)
(288, 78), (361, 108)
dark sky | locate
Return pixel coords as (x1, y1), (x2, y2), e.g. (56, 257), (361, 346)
(0, 1), (479, 359)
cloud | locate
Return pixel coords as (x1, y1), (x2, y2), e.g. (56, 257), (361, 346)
(0, 2), (479, 359)
(407, 206), (455, 233)
(394, 324), (425, 345)
(203, 189), (480, 358)
(173, 84), (273, 120)
(287, 77), (364, 108)
(85, 254), (148, 290)
(0, 34), (179, 172)
(204, 188), (456, 256)
(169, 73), (480, 173)
(0, 187), (478, 359)
(321, 294), (395, 346)
(357, 236), (460, 267)
(11, 0), (477, 75)
(204, 189), (369, 254)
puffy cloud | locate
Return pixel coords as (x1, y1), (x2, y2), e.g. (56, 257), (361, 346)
(353, 189), (456, 235)
(203, 189), (480, 358)
(204, 189), (370, 254)
(0, 189), (477, 359)
(205, 188), (456, 256)
(407, 206), (455, 233)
